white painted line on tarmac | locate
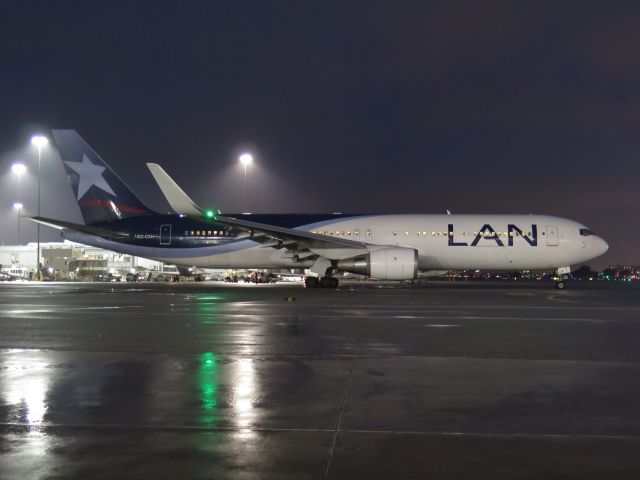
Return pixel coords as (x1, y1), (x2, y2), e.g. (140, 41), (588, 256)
(2, 306), (145, 314)
(425, 324), (462, 328)
(2, 422), (639, 441)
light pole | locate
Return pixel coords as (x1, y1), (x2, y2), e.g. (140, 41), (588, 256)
(13, 203), (23, 245)
(31, 135), (48, 277)
(239, 153), (253, 212)
(11, 162), (26, 203)
(11, 163), (26, 246)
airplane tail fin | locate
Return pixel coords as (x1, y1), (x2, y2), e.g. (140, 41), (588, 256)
(51, 130), (155, 224)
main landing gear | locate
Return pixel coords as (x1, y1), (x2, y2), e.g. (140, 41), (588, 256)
(306, 257), (339, 288)
(304, 276), (339, 288)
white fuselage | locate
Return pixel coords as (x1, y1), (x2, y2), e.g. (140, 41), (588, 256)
(64, 214), (608, 272)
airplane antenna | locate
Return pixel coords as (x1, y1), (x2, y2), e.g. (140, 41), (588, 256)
(446, 209), (452, 215)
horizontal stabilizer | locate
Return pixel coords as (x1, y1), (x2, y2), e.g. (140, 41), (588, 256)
(28, 216), (130, 239)
(146, 163), (203, 216)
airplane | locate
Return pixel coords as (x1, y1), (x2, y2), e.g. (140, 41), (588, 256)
(30, 130), (609, 289)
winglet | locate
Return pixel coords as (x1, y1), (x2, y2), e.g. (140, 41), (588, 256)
(146, 163), (204, 216)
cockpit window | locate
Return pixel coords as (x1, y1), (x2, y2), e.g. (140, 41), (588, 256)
(579, 228), (594, 236)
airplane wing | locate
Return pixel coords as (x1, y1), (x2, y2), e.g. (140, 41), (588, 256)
(146, 163), (368, 256)
(29, 216), (131, 239)
(212, 213), (367, 250)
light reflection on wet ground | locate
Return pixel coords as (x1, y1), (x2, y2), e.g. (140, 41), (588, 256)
(0, 282), (640, 479)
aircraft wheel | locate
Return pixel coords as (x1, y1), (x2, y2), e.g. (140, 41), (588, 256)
(330, 277), (339, 289)
(320, 276), (334, 288)
(304, 276), (319, 288)
(555, 281), (566, 290)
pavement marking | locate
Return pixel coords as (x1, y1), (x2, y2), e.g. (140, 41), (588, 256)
(2, 422), (640, 441)
(457, 316), (610, 323)
(2, 306), (145, 314)
(323, 366), (354, 480)
(547, 294), (581, 303)
(0, 309), (626, 324)
(425, 324), (462, 328)
(235, 303), (640, 311)
(0, 310), (629, 325)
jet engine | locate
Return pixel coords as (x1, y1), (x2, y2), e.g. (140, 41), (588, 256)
(337, 247), (418, 280)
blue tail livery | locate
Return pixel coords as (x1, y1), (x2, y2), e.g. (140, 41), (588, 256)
(51, 129), (155, 224)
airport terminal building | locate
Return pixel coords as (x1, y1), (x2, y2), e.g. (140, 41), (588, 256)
(0, 241), (164, 280)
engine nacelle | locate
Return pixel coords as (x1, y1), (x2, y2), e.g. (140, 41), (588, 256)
(337, 247), (418, 280)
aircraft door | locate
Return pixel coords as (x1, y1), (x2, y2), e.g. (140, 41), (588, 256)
(160, 224), (172, 245)
(546, 225), (558, 246)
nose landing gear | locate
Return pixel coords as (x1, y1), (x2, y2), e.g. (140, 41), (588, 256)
(554, 266), (571, 289)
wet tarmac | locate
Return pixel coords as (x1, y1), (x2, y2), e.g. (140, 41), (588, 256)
(1, 280), (640, 479)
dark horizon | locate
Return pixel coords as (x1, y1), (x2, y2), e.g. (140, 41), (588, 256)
(2, 1), (639, 269)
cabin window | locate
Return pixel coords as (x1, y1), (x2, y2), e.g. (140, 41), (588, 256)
(580, 228), (594, 236)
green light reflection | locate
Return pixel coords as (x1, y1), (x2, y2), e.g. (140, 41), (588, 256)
(195, 294), (224, 323)
(198, 352), (219, 426)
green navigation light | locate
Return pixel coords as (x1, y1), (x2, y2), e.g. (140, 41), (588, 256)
(205, 210), (215, 218)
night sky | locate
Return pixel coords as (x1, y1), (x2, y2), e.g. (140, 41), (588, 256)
(1, 1), (639, 268)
